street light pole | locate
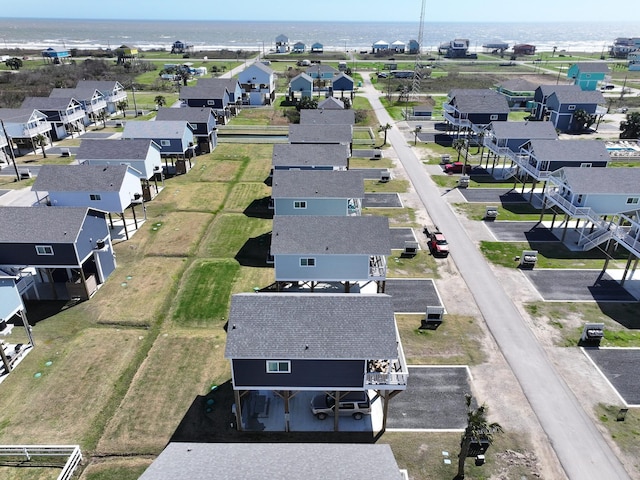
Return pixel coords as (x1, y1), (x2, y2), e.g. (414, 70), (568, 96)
(131, 85), (138, 117)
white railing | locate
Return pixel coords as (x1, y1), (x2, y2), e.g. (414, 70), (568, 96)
(368, 255), (387, 279)
(0, 445), (82, 480)
(545, 191), (592, 218)
(22, 123), (50, 137)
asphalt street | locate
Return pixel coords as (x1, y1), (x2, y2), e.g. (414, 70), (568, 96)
(360, 74), (631, 480)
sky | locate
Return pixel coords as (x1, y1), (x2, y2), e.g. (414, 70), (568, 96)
(2, 0), (636, 23)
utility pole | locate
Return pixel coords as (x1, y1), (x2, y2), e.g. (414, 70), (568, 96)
(0, 119), (20, 181)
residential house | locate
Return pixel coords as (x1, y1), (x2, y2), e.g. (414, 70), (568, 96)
(171, 40), (193, 54)
(271, 169), (364, 216)
(237, 62), (276, 105)
(411, 103), (434, 118)
(408, 39), (420, 54)
(76, 138), (163, 200)
(270, 215), (391, 289)
(32, 164), (144, 240)
(311, 42), (323, 53)
(513, 44), (536, 55)
(50, 87), (107, 125)
(515, 139), (610, 181)
(494, 78), (539, 109)
(629, 51), (640, 71)
(21, 96), (86, 140)
(0, 108), (51, 156)
(139, 443), (408, 479)
(391, 40), (406, 53)
(318, 97), (345, 110)
(0, 268), (34, 379)
(76, 80), (128, 114)
(275, 34), (290, 53)
(41, 47), (70, 64)
(567, 62), (610, 91)
(288, 124), (353, 152)
(544, 88), (606, 133)
(609, 37), (640, 58)
(287, 73), (314, 101)
(299, 109), (355, 126)
(292, 41), (306, 53)
(372, 40), (389, 53)
(197, 77), (243, 115)
(532, 84), (578, 121)
(225, 293), (407, 430)
(443, 89), (510, 136)
(544, 167), (640, 254)
(122, 120), (195, 174)
(439, 39), (471, 58)
(115, 45), (138, 64)
(155, 107), (217, 153)
(272, 143), (350, 173)
(483, 41), (509, 54)
(305, 64), (338, 93)
(179, 84), (231, 124)
(483, 120), (558, 161)
(330, 73), (355, 99)
(0, 207), (116, 301)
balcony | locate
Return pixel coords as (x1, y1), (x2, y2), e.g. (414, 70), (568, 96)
(60, 109), (85, 124)
(84, 100), (107, 115)
(22, 122), (51, 138)
(443, 110), (471, 129)
(368, 255), (387, 279)
(365, 329), (408, 390)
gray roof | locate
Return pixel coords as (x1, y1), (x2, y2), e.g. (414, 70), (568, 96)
(550, 88), (605, 105)
(305, 64), (338, 75)
(0, 108), (44, 123)
(50, 87), (102, 101)
(496, 78), (539, 92)
(271, 215), (391, 255)
(272, 143), (349, 168)
(155, 107), (214, 123)
(21, 96), (79, 111)
(123, 120), (192, 139)
(288, 124), (352, 144)
(557, 167), (640, 194)
(318, 97), (345, 110)
(290, 72), (313, 84)
(76, 138), (158, 161)
(245, 61), (274, 75)
(573, 62), (610, 73)
(0, 206), (97, 243)
(32, 164), (130, 192)
(537, 84), (581, 97)
(528, 139), (609, 162)
(271, 169), (364, 198)
(452, 90), (510, 114)
(76, 80), (123, 93)
(299, 109), (355, 125)
(196, 77), (240, 91)
(179, 84), (228, 100)
(225, 293), (397, 359)
(449, 88), (495, 98)
(489, 121), (558, 140)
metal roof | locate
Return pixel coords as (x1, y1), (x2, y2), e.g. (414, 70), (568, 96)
(224, 293), (397, 359)
(271, 215), (391, 255)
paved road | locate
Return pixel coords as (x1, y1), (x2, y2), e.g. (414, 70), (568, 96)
(359, 73), (631, 480)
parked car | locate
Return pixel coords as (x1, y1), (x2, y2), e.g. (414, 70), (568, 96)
(424, 226), (449, 257)
(377, 72), (388, 78)
(444, 162), (468, 174)
(311, 391), (371, 420)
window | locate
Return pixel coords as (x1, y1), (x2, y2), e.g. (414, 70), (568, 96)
(207, 100), (215, 106)
(90, 194), (101, 201)
(627, 197), (639, 205)
(35, 245), (54, 256)
(577, 195), (583, 204)
(293, 200), (307, 209)
(568, 105), (576, 111)
(300, 258), (316, 267)
(160, 140), (170, 146)
(490, 114), (498, 120)
(266, 360), (290, 373)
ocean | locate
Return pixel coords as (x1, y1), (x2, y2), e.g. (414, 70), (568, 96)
(0, 18), (639, 54)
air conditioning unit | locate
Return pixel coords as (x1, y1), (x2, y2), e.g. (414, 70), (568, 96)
(380, 169), (390, 182)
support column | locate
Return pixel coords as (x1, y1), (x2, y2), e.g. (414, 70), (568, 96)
(234, 390), (243, 431)
(621, 252), (635, 286)
(561, 215), (569, 242)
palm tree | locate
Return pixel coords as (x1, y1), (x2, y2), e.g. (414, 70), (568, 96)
(116, 100), (128, 118)
(96, 110), (108, 129)
(456, 394), (503, 480)
(572, 108), (595, 132)
(452, 138), (466, 162)
(154, 95), (167, 108)
(33, 134), (48, 158)
(379, 123), (392, 146)
(620, 112), (640, 139)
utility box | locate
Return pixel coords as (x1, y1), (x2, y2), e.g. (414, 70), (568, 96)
(60, 147), (70, 157)
(519, 250), (538, 269)
(380, 169), (390, 182)
(580, 322), (604, 346)
(18, 168), (32, 180)
(485, 206), (498, 221)
(421, 305), (445, 329)
(441, 154), (451, 164)
(403, 240), (419, 257)
(458, 175), (470, 188)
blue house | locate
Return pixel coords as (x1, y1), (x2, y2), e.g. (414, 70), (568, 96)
(288, 124), (353, 152)
(275, 34), (290, 53)
(408, 39), (420, 54)
(155, 107), (217, 153)
(372, 40), (389, 53)
(567, 62), (610, 91)
(483, 121), (558, 160)
(288, 73), (314, 101)
(544, 88), (606, 133)
(272, 143), (350, 173)
(196, 78), (243, 115)
(179, 84), (231, 124)
(270, 215), (391, 290)
(225, 293), (407, 431)
(531, 84), (580, 121)
(331, 73), (355, 99)
(292, 41), (306, 53)
(271, 170), (364, 216)
(41, 47), (70, 64)
(494, 78), (539, 110)
(0, 207), (116, 301)
(311, 42), (323, 53)
(443, 89), (510, 135)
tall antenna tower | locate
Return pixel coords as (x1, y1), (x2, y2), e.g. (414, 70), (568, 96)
(411, 0), (427, 98)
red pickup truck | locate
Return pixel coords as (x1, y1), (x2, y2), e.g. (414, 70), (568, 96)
(444, 162), (468, 174)
(424, 226), (450, 257)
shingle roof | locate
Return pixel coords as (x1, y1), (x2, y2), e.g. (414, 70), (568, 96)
(299, 109), (355, 125)
(537, 84), (581, 98)
(557, 167), (640, 194)
(288, 124), (352, 143)
(155, 107), (214, 123)
(272, 143), (349, 168)
(76, 138), (157, 161)
(245, 62), (274, 75)
(21, 96), (78, 111)
(318, 97), (344, 110)
(32, 164), (130, 192)
(452, 91), (510, 114)
(196, 77), (240, 91)
(49, 87), (102, 101)
(528, 139), (609, 162)
(489, 121), (558, 140)
(573, 62), (610, 73)
(179, 85), (228, 100)
(305, 64), (338, 75)
(0, 206), (95, 243)
(271, 169), (364, 198)
(224, 293), (397, 359)
(123, 120), (192, 139)
(271, 215), (391, 255)
(550, 89), (605, 105)
(76, 80), (123, 93)
(496, 78), (539, 92)
(0, 108), (44, 123)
